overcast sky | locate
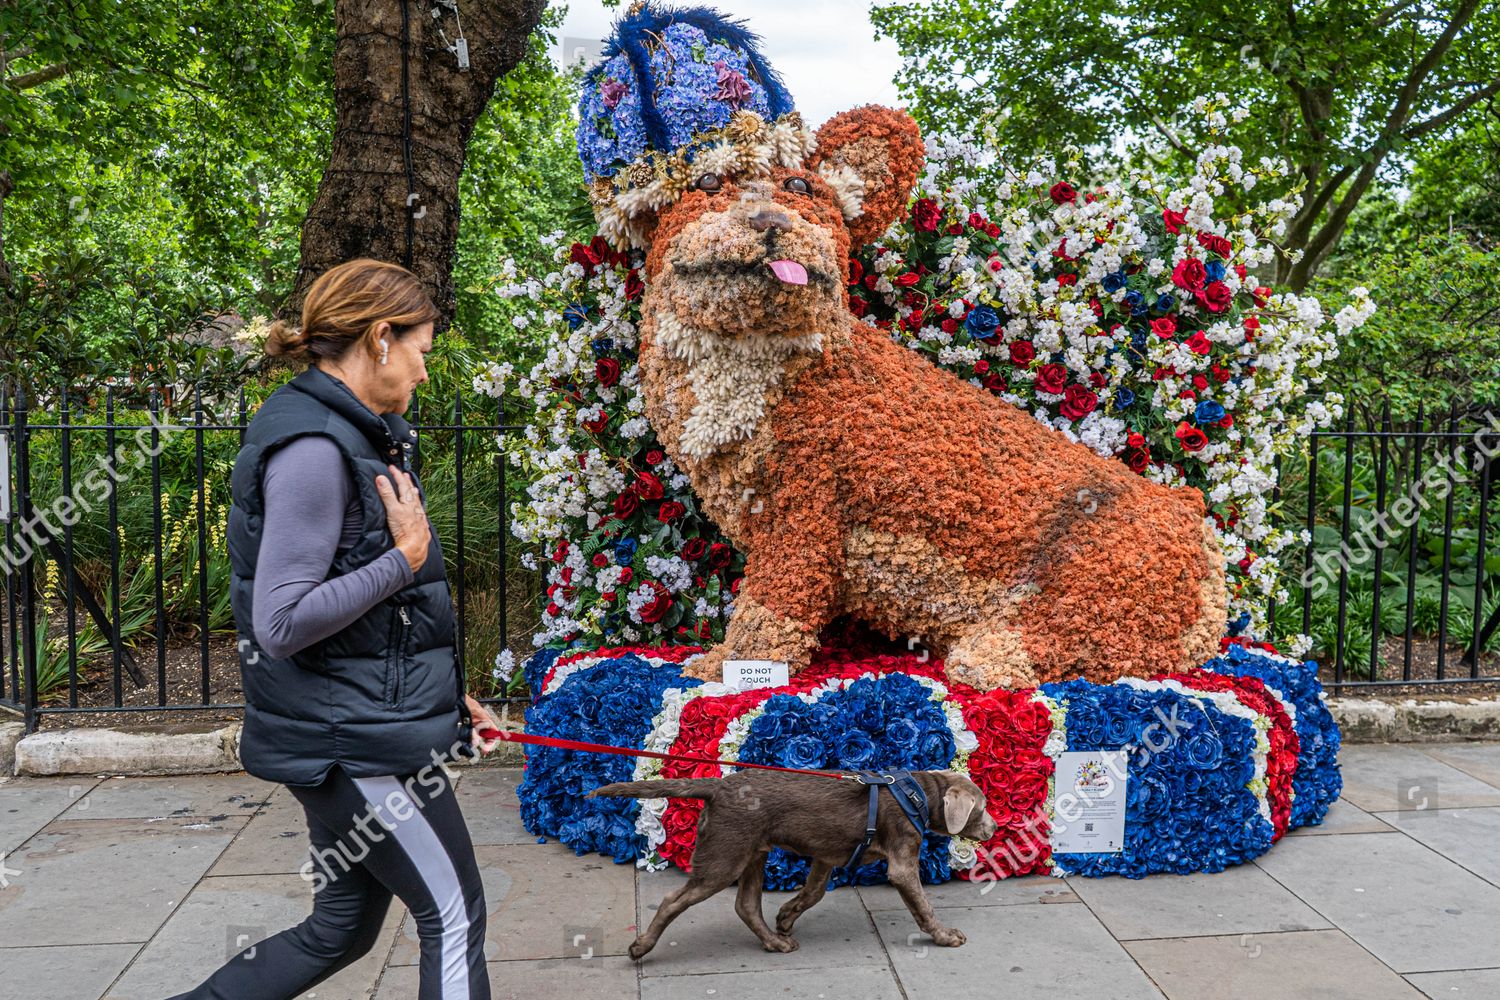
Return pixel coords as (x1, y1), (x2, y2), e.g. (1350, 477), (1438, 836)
(552, 1), (905, 128)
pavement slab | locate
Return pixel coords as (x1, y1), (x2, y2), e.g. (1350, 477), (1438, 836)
(0, 774), (102, 853)
(0, 814), (249, 948)
(1125, 929), (1425, 999)
(1336, 744), (1500, 813)
(1065, 863), (1332, 941)
(1254, 831), (1500, 973)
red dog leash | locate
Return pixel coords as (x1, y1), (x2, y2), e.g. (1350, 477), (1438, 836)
(476, 726), (858, 781)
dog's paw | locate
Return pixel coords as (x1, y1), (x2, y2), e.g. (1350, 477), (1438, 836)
(628, 939), (653, 961)
(774, 915), (795, 935)
(931, 926), (966, 948)
(763, 934), (800, 953)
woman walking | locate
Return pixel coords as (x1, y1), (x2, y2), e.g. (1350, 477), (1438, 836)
(169, 259), (501, 1000)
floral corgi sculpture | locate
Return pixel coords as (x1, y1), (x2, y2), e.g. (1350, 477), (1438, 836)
(579, 5), (1228, 691)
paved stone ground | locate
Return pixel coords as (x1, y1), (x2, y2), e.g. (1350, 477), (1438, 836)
(4, 742), (1500, 1000)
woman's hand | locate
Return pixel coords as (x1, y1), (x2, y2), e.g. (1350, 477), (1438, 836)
(375, 464), (431, 573)
(465, 694), (503, 756)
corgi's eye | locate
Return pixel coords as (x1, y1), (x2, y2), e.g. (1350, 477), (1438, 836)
(694, 173), (723, 193)
(783, 176), (812, 196)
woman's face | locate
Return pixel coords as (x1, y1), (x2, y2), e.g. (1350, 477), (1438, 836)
(374, 321), (434, 414)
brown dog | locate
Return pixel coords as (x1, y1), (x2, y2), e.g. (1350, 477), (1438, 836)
(590, 769), (999, 958)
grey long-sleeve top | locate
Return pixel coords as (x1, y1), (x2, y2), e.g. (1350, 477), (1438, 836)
(251, 435), (416, 660)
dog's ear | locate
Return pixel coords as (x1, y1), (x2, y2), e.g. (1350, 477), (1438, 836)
(807, 105), (924, 250)
(940, 777), (985, 836)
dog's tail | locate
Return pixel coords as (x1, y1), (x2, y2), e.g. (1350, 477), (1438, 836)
(588, 779), (719, 801)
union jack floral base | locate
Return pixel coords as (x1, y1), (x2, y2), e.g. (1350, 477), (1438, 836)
(515, 639), (1342, 886)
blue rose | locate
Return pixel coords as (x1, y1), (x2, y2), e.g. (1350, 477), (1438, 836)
(964, 305), (1001, 337)
(784, 734), (826, 770)
(1113, 388), (1136, 410)
(1183, 732), (1225, 770)
(613, 537), (637, 566)
(565, 303), (590, 330)
(837, 732), (877, 769)
(1205, 260), (1226, 283)
(591, 337), (613, 356)
(1194, 400), (1226, 424)
(1101, 271), (1127, 293)
(1154, 293), (1176, 312)
(1124, 289), (1147, 314)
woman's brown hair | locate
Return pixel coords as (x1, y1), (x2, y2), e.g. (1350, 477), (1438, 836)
(264, 259), (440, 364)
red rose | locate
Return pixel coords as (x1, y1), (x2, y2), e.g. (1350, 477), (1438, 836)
(707, 542), (732, 570)
(1126, 448), (1151, 473)
(599, 591), (616, 603)
(1162, 209), (1187, 234)
(645, 449), (664, 465)
(1193, 374), (1209, 390)
(730, 576), (742, 595)
(638, 582), (672, 623)
(617, 567), (633, 586)
(1175, 422), (1208, 452)
(1049, 182), (1077, 205)
(634, 471), (665, 500)
(582, 411), (608, 434)
(1150, 316), (1178, 338)
(624, 272), (645, 301)
(1056, 273), (1077, 287)
(968, 212), (987, 228)
(680, 538), (708, 561)
(1126, 432), (1146, 449)
(1009, 341), (1036, 365)
(592, 553), (609, 568)
(941, 317), (959, 334)
(1233, 264), (1247, 279)
(1194, 281), (1232, 313)
(613, 491), (639, 519)
(894, 271), (921, 287)
(546, 601), (560, 616)
(595, 358), (620, 387)
(1088, 371), (1107, 389)
(1036, 363), (1068, 394)
(657, 500), (686, 522)
(551, 541), (569, 563)
(1185, 331), (1212, 355)
(1171, 258), (1207, 291)
(985, 222), (1001, 238)
(848, 295), (868, 317)
(568, 241), (601, 270)
(1217, 414), (1234, 429)
(1060, 385), (1098, 419)
(912, 197), (942, 232)
(1252, 286), (1272, 307)
(1196, 232), (1233, 258)
(982, 373), (1008, 393)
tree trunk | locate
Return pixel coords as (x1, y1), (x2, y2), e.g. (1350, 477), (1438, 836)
(283, 0), (548, 327)
(0, 168), (11, 291)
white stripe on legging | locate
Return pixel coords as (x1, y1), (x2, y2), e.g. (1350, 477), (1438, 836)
(352, 775), (472, 1000)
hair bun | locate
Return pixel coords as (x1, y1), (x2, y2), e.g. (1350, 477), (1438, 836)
(263, 318), (310, 361)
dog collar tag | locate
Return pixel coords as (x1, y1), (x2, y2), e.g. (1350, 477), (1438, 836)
(723, 659), (790, 691)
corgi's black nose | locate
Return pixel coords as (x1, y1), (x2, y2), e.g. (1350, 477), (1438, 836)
(749, 209), (793, 233)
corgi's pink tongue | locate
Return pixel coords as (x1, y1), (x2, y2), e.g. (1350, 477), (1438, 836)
(768, 259), (808, 285)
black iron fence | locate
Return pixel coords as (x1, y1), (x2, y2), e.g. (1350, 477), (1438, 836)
(0, 383), (535, 733)
(2, 387), (1497, 732)
(1286, 403), (1500, 689)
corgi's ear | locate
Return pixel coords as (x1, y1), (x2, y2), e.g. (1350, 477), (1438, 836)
(807, 105), (924, 249)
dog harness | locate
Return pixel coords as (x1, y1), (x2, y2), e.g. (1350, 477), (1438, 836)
(843, 769), (930, 871)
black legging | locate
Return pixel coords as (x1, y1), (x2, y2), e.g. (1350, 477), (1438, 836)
(168, 762), (490, 1000)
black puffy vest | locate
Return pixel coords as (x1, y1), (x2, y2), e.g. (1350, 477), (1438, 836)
(228, 367), (471, 786)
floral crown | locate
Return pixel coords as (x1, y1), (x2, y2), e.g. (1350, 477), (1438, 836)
(576, 2), (815, 248)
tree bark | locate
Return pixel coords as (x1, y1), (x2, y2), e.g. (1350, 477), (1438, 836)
(283, 0), (548, 327)
(0, 168), (12, 290)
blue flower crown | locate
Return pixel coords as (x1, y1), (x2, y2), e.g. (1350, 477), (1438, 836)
(577, 2), (814, 247)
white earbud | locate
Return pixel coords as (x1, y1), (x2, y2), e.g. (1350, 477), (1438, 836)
(378, 337), (390, 365)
